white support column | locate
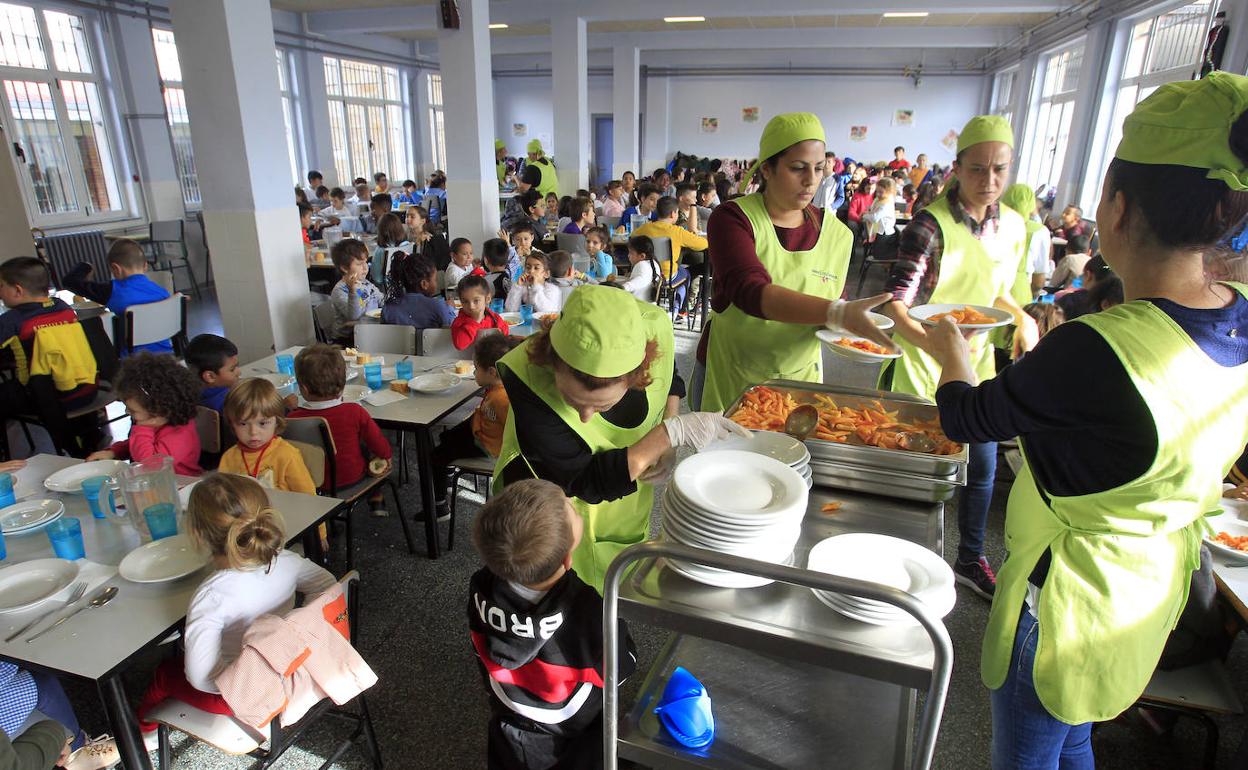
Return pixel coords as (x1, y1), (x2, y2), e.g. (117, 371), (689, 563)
(0, 147), (34, 261)
(612, 46), (640, 178)
(170, 0), (314, 362)
(1055, 21), (1113, 211)
(1222, 0), (1248, 76)
(642, 74), (670, 175)
(297, 51), (338, 188)
(413, 68), (436, 180)
(552, 15), (589, 194)
(437, 0), (499, 241)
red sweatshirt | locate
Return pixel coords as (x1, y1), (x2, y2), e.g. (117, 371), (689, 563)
(111, 422), (202, 476)
(847, 192), (874, 223)
(451, 309), (510, 350)
(287, 402), (392, 489)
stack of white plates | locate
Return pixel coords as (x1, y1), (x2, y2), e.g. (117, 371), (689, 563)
(660, 450), (808, 588)
(806, 533), (956, 626)
(700, 430), (813, 489)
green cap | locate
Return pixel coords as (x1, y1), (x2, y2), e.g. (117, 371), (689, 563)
(1001, 183), (1037, 217)
(956, 115), (1014, 154)
(550, 286), (646, 378)
(741, 112), (826, 187)
(527, 139), (544, 155)
(495, 139), (506, 151)
(1115, 71), (1248, 191)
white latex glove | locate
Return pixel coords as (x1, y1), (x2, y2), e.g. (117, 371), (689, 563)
(825, 292), (897, 352)
(663, 412), (750, 451)
(638, 447), (677, 483)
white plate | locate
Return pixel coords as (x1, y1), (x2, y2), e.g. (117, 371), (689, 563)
(500, 312), (523, 326)
(348, 355), (386, 368)
(701, 430), (810, 468)
(907, 303), (1013, 330)
(807, 533), (956, 616)
(664, 557), (777, 589)
(1204, 511), (1248, 562)
(0, 499), (65, 535)
(671, 451), (807, 520)
(665, 486), (804, 529)
(816, 330), (903, 362)
(44, 460), (128, 494)
(340, 384), (372, 403)
(119, 535), (211, 583)
(253, 373), (295, 389)
(0, 559), (80, 612)
(410, 373), (462, 395)
(867, 311), (895, 331)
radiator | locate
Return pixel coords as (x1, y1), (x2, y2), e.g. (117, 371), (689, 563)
(37, 230), (109, 288)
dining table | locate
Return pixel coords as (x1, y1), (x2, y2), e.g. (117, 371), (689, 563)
(0, 453), (341, 770)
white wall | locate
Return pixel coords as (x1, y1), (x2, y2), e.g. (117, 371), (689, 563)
(493, 75), (612, 157)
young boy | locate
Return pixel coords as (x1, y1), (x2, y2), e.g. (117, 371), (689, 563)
(506, 221), (542, 279)
(64, 238), (173, 356)
(619, 183), (660, 232)
(382, 252), (456, 330)
(329, 239), (384, 344)
(444, 238), (478, 294)
(583, 226), (613, 283)
(303, 170), (323, 203)
(318, 187), (354, 224)
(504, 252), (562, 314)
(546, 250), (585, 307)
(481, 238), (513, 303)
(451, 275), (510, 350)
(397, 179), (423, 206)
(184, 334), (240, 413)
(288, 344), (392, 515)
(298, 202), (314, 245)
(312, 186), (331, 209)
(469, 478), (636, 768)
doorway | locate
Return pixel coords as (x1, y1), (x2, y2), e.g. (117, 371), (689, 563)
(592, 115), (613, 190)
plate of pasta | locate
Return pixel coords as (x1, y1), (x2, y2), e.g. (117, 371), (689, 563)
(1204, 509), (1248, 562)
(815, 330), (902, 362)
(908, 303), (1013, 331)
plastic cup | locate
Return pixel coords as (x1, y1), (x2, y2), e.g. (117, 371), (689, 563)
(395, 359), (413, 382)
(276, 354), (295, 376)
(0, 473), (15, 508)
(80, 476), (116, 519)
(490, 299), (504, 314)
(46, 518), (85, 560)
(364, 362), (383, 390)
(520, 304), (535, 325)
(0, 529), (6, 561)
(143, 503), (179, 541)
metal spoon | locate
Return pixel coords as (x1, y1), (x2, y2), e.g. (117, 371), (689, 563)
(5, 581), (87, 643)
(26, 585), (118, 643)
(898, 432), (939, 453)
(784, 405), (820, 442)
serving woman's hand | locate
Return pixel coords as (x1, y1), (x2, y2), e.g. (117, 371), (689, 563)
(826, 293), (897, 352)
(928, 317), (977, 387)
(663, 412), (750, 451)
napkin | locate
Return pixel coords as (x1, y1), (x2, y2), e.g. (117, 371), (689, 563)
(363, 389), (406, 407)
(0, 560), (118, 638)
(654, 667), (715, 749)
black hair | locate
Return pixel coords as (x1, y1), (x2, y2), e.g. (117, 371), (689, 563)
(1067, 233), (1091, 255)
(696, 181), (714, 198)
(656, 196), (679, 219)
(557, 196), (574, 219)
(457, 273), (491, 298)
(675, 182), (696, 197)
(607, 179), (623, 191)
(370, 193), (392, 209)
(297, 202), (312, 217)
(402, 179), (417, 188)
(115, 352), (202, 426)
(519, 190), (544, 216)
(1082, 254), (1110, 281)
(353, 177), (367, 186)
(894, 146), (905, 154)
(307, 170), (322, 183)
(315, 185), (328, 197)
(637, 183), (660, 200)
(652, 168), (669, 180)
(482, 238), (510, 267)
(0, 257), (49, 295)
(185, 334), (238, 376)
(1088, 272), (1124, 311)
(450, 237), (472, 254)
(373, 171), (387, 183)
(627, 235), (655, 258)
(329, 187), (345, 199)
(510, 220), (538, 239)
(391, 251), (437, 295)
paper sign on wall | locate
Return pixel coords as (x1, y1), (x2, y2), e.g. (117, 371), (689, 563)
(512, 123), (527, 136)
(941, 129), (959, 153)
(849, 125), (868, 142)
(894, 109), (915, 127)
(742, 107), (760, 123)
(701, 117), (719, 134)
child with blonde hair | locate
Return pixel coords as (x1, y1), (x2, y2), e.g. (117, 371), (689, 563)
(136, 473), (336, 735)
(218, 379), (315, 495)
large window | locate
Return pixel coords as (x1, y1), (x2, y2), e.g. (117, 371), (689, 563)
(427, 73), (445, 173)
(276, 49), (302, 187)
(0, 2), (127, 224)
(990, 68), (1017, 129)
(151, 27), (198, 206)
(1019, 43), (1084, 191)
(324, 56), (408, 185)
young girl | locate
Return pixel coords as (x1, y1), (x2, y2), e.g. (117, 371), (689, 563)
(584, 225), (614, 283)
(136, 473), (336, 735)
(451, 274), (509, 350)
(505, 221), (543, 281)
(88, 353), (202, 476)
(382, 251), (457, 330)
(862, 177), (899, 257)
(505, 252), (562, 313)
(373, 212), (411, 287)
(405, 205), (451, 270)
(218, 379), (316, 495)
(619, 234), (660, 302)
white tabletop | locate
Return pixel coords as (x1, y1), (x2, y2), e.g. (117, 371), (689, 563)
(0, 454), (340, 680)
(1212, 550), (1248, 624)
(244, 346), (482, 429)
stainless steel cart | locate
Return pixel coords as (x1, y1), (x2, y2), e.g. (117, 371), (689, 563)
(602, 486), (954, 770)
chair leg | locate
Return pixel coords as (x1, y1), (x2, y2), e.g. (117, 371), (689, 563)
(447, 471), (461, 552)
(387, 478), (416, 555)
(157, 724), (170, 770)
(344, 500), (355, 572)
(358, 695), (384, 769)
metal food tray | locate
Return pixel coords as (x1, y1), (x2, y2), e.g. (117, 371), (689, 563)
(726, 380), (969, 478)
(810, 460), (962, 503)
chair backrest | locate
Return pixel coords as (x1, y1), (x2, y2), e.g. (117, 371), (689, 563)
(124, 294), (187, 351)
(650, 236), (674, 276)
(353, 323), (415, 355)
(600, 215), (620, 232)
(555, 232), (588, 258)
(149, 269), (175, 293)
(313, 301), (339, 343)
(149, 219), (185, 244)
(283, 416), (336, 492)
(418, 327), (456, 358)
(195, 406), (222, 454)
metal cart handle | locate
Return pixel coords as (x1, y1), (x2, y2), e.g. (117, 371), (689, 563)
(603, 540), (954, 770)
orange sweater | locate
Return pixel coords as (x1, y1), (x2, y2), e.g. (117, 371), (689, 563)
(472, 384), (510, 457)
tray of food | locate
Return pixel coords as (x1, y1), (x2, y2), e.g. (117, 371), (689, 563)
(809, 459), (962, 503)
(725, 381), (968, 479)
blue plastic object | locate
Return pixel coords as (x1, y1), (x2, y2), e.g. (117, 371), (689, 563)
(654, 667), (715, 749)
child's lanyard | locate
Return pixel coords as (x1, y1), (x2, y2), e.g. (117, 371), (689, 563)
(240, 438), (276, 479)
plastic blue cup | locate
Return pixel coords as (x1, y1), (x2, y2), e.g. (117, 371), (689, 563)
(80, 476), (116, 519)
(0, 529), (6, 561)
(276, 354), (295, 376)
(143, 503), (179, 541)
(395, 359), (413, 382)
(47, 518), (85, 560)
(364, 362), (383, 390)
(0, 473), (15, 508)
(520, 304), (534, 325)
(490, 299), (504, 314)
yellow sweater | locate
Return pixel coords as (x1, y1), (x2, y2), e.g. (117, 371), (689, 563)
(219, 437), (316, 495)
(631, 220), (708, 280)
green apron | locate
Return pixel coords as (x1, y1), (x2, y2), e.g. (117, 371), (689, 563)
(982, 285), (1248, 724)
(701, 193), (853, 413)
(888, 197), (1026, 401)
(493, 299), (675, 591)
(497, 160), (507, 185)
(531, 157), (560, 198)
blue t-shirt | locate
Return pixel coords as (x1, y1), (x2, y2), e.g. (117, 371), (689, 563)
(201, 386), (229, 413)
(588, 250), (614, 282)
(381, 293), (456, 330)
(110, 274), (173, 355)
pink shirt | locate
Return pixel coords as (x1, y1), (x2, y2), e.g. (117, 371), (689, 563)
(110, 421), (202, 476)
(601, 196), (626, 218)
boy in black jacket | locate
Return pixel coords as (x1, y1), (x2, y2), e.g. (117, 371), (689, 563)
(469, 479), (636, 769)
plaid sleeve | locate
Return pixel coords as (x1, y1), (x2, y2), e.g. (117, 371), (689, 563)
(885, 211), (942, 306)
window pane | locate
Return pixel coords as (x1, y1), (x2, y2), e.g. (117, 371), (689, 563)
(429, 73), (442, 107)
(282, 96), (299, 186)
(323, 57), (340, 96)
(328, 100), (350, 185)
(60, 79), (120, 212)
(275, 49), (287, 93)
(151, 28), (182, 83)
(4, 79), (77, 214)
(384, 66), (400, 102)
(1145, 0), (1210, 75)
(346, 102), (369, 181)
(162, 86), (200, 205)
(386, 104), (406, 179)
(342, 59), (382, 99)
(367, 104), (386, 173)
(1122, 19), (1151, 80)
(43, 11), (91, 73)
(0, 3), (47, 69)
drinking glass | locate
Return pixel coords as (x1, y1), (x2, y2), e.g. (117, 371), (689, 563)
(143, 503), (179, 541)
(364, 362), (383, 390)
(395, 359), (413, 382)
(81, 476), (117, 519)
(47, 519), (85, 560)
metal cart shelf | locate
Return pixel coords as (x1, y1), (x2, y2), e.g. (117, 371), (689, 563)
(603, 487), (953, 770)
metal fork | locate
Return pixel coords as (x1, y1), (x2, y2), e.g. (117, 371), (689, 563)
(5, 581), (87, 642)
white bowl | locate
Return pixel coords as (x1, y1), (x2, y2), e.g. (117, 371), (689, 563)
(410, 373), (462, 394)
(0, 559), (80, 612)
(0, 499), (65, 535)
(119, 535), (211, 583)
(44, 460), (128, 494)
(700, 430), (810, 468)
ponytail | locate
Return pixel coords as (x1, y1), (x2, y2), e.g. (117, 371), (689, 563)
(188, 473), (288, 570)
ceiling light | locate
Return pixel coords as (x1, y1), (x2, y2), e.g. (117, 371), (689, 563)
(664, 16), (706, 23)
(488, 23), (509, 29)
(882, 12), (929, 18)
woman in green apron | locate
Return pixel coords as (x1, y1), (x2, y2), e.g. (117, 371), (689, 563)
(523, 139), (560, 198)
(495, 139), (508, 186)
(494, 285), (747, 590)
(1000, 183), (1052, 303)
(696, 112), (895, 413)
(926, 73), (1248, 767)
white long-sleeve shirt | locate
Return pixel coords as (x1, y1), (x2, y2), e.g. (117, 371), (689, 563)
(620, 259), (656, 301)
(505, 281), (564, 314)
(183, 550), (336, 693)
(862, 199), (897, 237)
(444, 262), (473, 293)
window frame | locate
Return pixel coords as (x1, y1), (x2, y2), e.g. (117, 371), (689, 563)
(276, 47), (305, 188)
(150, 25), (202, 209)
(990, 67), (1017, 129)
(427, 72), (445, 174)
(323, 55), (410, 186)
(1018, 41), (1085, 192)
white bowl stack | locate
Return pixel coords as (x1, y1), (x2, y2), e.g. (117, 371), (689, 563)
(660, 449), (808, 588)
(700, 430), (812, 489)
(805, 533), (956, 626)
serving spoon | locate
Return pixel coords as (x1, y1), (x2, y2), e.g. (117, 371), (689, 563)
(783, 405), (820, 442)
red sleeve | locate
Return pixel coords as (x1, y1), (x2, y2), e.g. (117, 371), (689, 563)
(451, 314), (478, 350)
(355, 405), (392, 460)
(123, 424), (159, 461)
(706, 202), (773, 318)
(487, 311), (510, 336)
(848, 195), (868, 222)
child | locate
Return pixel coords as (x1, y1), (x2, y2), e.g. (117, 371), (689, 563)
(500, 190), (545, 234)
(64, 238), (173, 355)
(546, 250), (585, 306)
(619, 183), (660, 232)
(583, 225), (614, 283)
(543, 192), (560, 230)
(619, 235), (660, 302)
(87, 352), (203, 476)
(218, 379), (316, 494)
(481, 238), (513, 303)
(506, 221), (542, 280)
(185, 334), (240, 413)
(373, 213), (411, 286)
(287, 344), (392, 514)
(329, 239), (384, 344)
(505, 252), (562, 314)
(1022, 303), (1065, 339)
(560, 197), (595, 234)
(445, 238), (478, 293)
(405, 205), (452, 270)
(136, 473), (336, 736)
(1050, 233), (1092, 290)
(451, 275), (510, 350)
(382, 251), (456, 330)
(298, 202), (314, 245)
(317, 187), (355, 225)
(862, 178), (899, 257)
(397, 179), (423, 206)
(312, 186), (331, 209)
(469, 478), (636, 768)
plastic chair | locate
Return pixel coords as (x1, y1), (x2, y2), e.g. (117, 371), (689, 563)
(149, 571), (383, 770)
(353, 323), (415, 356)
(312, 301), (339, 344)
(194, 406), (228, 470)
(148, 219), (200, 299)
(115, 294), (188, 357)
(1134, 659), (1243, 768)
(418, 328), (455, 358)
(555, 232), (589, 258)
(600, 215), (620, 232)
(446, 455), (494, 551)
